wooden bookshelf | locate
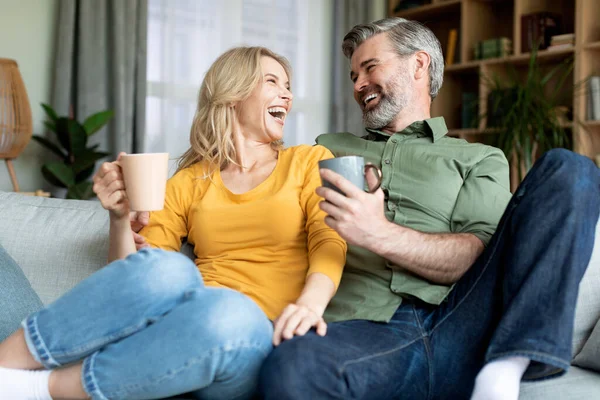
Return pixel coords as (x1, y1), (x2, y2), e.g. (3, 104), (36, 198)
(388, 0), (600, 167)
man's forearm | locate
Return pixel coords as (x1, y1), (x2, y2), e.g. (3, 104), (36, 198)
(367, 221), (484, 285)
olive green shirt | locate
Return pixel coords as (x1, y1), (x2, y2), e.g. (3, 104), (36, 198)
(318, 117), (512, 323)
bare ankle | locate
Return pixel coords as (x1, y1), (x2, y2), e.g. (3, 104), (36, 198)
(0, 328), (43, 369)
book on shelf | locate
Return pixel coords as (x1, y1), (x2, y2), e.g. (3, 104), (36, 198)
(474, 37), (512, 60)
(550, 33), (575, 45)
(445, 28), (458, 65)
(589, 76), (600, 121)
(547, 43), (574, 51)
(521, 12), (562, 52)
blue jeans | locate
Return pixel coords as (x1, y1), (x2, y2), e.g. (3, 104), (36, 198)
(258, 149), (600, 400)
(22, 249), (273, 400)
(0, 245), (43, 341)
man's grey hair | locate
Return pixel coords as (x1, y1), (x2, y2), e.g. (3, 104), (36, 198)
(342, 17), (444, 100)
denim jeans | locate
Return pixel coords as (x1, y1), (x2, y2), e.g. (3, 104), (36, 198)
(22, 248), (274, 400)
(0, 245), (43, 341)
(258, 149), (600, 400)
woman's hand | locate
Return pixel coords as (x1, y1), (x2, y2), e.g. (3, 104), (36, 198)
(272, 303), (327, 346)
(130, 211), (150, 250)
(93, 153), (129, 220)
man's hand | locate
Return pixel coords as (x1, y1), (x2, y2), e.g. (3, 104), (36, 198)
(272, 303), (327, 346)
(316, 168), (388, 249)
(130, 211), (149, 250)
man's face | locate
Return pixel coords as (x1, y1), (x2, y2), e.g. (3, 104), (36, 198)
(350, 34), (412, 129)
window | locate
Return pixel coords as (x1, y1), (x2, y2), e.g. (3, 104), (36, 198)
(146, 0), (333, 172)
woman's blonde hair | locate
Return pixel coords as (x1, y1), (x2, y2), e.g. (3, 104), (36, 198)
(176, 46), (292, 174)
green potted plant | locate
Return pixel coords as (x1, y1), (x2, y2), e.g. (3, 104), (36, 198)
(485, 48), (574, 181)
(32, 104), (113, 199)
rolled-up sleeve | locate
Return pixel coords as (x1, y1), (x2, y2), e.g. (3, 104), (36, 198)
(450, 148), (512, 246)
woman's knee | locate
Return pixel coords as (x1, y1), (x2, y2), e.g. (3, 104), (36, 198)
(201, 289), (273, 347)
(121, 248), (202, 300)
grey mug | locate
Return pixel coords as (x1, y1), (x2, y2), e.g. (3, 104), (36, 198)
(318, 156), (382, 195)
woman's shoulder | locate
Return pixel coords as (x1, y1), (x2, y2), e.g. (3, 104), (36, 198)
(168, 161), (213, 195)
(282, 144), (334, 163)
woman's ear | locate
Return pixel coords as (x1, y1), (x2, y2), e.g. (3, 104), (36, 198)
(414, 51), (430, 80)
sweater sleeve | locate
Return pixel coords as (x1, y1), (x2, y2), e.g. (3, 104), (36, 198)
(139, 167), (195, 252)
(299, 145), (347, 289)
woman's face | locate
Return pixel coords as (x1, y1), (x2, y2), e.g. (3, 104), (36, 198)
(235, 56), (293, 143)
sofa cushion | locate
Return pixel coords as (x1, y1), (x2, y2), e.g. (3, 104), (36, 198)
(520, 365), (600, 399)
(571, 218), (600, 357)
(573, 317), (600, 371)
(0, 192), (109, 305)
(0, 243), (43, 340)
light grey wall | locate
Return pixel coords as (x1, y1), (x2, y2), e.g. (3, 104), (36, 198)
(0, 0), (57, 192)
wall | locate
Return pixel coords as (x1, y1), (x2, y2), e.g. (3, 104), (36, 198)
(0, 0), (57, 192)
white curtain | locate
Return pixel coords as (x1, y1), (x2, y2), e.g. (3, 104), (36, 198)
(146, 0), (333, 174)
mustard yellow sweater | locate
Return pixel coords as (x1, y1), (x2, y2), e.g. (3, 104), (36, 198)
(140, 145), (347, 319)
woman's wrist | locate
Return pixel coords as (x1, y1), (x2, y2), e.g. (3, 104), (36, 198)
(109, 212), (130, 226)
(295, 298), (326, 317)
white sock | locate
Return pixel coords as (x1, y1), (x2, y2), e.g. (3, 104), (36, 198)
(470, 356), (530, 400)
(0, 366), (52, 400)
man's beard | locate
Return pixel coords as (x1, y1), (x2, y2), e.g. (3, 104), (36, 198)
(362, 70), (411, 130)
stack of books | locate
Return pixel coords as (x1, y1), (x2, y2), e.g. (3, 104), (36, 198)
(474, 37), (512, 60)
(588, 76), (600, 121)
(521, 12), (562, 52)
(548, 33), (575, 51)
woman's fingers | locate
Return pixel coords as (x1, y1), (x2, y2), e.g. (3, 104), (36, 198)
(272, 304), (326, 346)
(281, 311), (305, 341)
(316, 318), (327, 336)
(272, 305), (297, 346)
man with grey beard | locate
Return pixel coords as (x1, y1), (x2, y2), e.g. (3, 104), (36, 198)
(258, 17), (600, 400)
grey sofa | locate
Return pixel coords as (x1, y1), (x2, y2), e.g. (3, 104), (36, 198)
(1, 191), (600, 399)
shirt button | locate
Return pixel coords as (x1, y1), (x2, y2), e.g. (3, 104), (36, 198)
(384, 159), (391, 164)
(389, 203), (397, 210)
(391, 139), (397, 144)
(381, 185), (387, 190)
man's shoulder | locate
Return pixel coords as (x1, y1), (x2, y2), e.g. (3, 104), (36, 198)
(316, 132), (367, 156)
(436, 136), (507, 164)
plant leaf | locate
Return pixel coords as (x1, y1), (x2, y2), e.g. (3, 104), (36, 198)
(44, 121), (56, 133)
(67, 119), (88, 156)
(41, 103), (58, 121)
(31, 136), (65, 158)
(72, 149), (111, 174)
(67, 181), (95, 200)
(83, 110), (114, 136)
(42, 162), (75, 187)
(54, 118), (72, 155)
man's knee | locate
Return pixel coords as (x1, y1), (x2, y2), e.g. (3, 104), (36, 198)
(537, 149), (596, 181)
(534, 149), (598, 198)
(258, 334), (334, 399)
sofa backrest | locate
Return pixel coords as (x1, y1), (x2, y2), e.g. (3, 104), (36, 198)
(572, 217), (600, 356)
(0, 192), (109, 304)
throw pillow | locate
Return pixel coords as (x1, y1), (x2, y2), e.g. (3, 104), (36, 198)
(0, 243), (43, 341)
(573, 318), (600, 372)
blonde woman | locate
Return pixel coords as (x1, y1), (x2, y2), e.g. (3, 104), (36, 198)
(0, 47), (346, 400)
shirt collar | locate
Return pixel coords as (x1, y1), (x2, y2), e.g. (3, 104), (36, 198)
(364, 117), (448, 142)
